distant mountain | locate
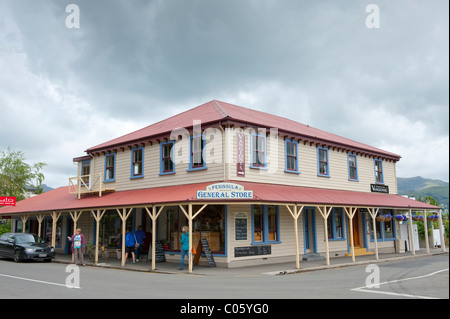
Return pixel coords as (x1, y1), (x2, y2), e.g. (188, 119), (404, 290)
(42, 184), (54, 193)
(397, 176), (449, 211)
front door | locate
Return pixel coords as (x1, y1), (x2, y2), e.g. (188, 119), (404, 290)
(350, 212), (360, 247)
(303, 208), (317, 253)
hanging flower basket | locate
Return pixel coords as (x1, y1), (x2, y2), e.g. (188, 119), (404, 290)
(395, 215), (404, 221)
(376, 216), (385, 222)
(383, 213), (393, 222)
(412, 215), (424, 221)
(427, 215), (438, 221)
(402, 215), (409, 221)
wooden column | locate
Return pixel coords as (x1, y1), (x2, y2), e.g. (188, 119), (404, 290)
(20, 215), (29, 233)
(438, 209), (446, 252)
(117, 208), (134, 266)
(408, 209), (416, 255)
(179, 204), (208, 273)
(316, 206), (332, 266)
(286, 204), (304, 269)
(91, 209), (106, 264)
(367, 207), (379, 260)
(69, 211), (83, 262)
(423, 210), (430, 254)
(344, 207), (357, 262)
(36, 214), (45, 238)
(51, 211), (61, 248)
(144, 206), (165, 271)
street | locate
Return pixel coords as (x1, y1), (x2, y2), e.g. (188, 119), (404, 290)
(0, 254), (448, 302)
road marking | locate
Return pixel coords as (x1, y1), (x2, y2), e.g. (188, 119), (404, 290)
(351, 268), (448, 299)
(0, 273), (80, 289)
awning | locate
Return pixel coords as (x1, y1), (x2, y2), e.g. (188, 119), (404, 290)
(0, 180), (439, 216)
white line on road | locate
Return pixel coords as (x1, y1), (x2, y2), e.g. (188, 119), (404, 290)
(351, 268), (449, 299)
(0, 273), (80, 289)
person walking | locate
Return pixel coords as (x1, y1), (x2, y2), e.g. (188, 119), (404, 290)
(178, 226), (192, 270)
(124, 227), (136, 264)
(67, 228), (85, 266)
(134, 225), (146, 262)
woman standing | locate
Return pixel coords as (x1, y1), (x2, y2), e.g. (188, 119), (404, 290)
(67, 228), (85, 266)
(178, 226), (191, 270)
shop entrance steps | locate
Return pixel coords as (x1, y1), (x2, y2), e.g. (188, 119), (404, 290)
(345, 247), (375, 257)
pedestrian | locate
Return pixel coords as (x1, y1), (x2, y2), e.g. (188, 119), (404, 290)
(178, 226), (192, 270)
(67, 228), (85, 266)
(134, 225), (146, 262)
(124, 227), (136, 264)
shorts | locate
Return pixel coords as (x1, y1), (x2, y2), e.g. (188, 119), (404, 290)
(126, 246), (135, 253)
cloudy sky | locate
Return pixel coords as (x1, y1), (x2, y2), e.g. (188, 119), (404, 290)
(0, 0), (448, 188)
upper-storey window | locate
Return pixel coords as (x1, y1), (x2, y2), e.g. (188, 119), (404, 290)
(188, 135), (207, 171)
(348, 154), (358, 181)
(374, 158), (384, 184)
(81, 160), (90, 184)
(285, 139), (300, 173)
(104, 153), (116, 182)
(317, 146), (329, 177)
(160, 141), (175, 175)
(251, 133), (266, 169)
(130, 147), (144, 179)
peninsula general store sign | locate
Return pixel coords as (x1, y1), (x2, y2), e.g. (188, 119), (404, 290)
(197, 183), (253, 200)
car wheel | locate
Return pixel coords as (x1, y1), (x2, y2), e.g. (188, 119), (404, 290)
(14, 249), (22, 262)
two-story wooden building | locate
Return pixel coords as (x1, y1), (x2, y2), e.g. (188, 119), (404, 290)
(0, 100), (444, 271)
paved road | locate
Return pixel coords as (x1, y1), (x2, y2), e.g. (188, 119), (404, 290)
(0, 255), (448, 302)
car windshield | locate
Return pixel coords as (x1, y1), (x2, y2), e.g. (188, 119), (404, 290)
(15, 234), (43, 244)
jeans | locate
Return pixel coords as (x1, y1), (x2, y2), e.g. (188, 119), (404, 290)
(179, 249), (192, 270)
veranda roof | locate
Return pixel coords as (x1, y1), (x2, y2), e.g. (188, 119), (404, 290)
(0, 181), (439, 215)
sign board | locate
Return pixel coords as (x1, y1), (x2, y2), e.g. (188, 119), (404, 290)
(0, 196), (16, 206)
(201, 238), (216, 267)
(370, 184), (389, 194)
(235, 218), (247, 241)
(235, 245), (271, 257)
(154, 242), (166, 262)
(197, 182), (253, 200)
(236, 133), (245, 176)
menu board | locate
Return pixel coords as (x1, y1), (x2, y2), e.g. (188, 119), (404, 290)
(235, 218), (247, 241)
(155, 242), (166, 262)
(201, 238), (216, 268)
(234, 245), (271, 257)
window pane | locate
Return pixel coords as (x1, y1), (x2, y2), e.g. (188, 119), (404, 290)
(253, 206), (264, 242)
(268, 206), (277, 241)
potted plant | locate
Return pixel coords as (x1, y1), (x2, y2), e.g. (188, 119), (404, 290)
(383, 213), (392, 222)
(395, 215), (404, 221)
(376, 215), (385, 222)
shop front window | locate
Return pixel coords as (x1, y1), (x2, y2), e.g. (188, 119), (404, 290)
(252, 205), (280, 244)
(158, 205), (226, 255)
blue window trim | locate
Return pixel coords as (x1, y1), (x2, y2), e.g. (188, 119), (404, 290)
(284, 139), (300, 174)
(130, 147), (144, 179)
(374, 158), (384, 184)
(160, 140), (175, 175)
(317, 146), (330, 177)
(104, 153), (116, 182)
(347, 153), (359, 181)
(187, 135), (208, 171)
(251, 205), (281, 245)
(327, 208), (346, 241)
(250, 133), (267, 169)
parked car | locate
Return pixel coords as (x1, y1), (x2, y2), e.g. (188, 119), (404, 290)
(0, 233), (55, 262)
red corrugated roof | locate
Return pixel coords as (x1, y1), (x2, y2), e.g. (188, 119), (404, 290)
(85, 100), (400, 160)
(0, 181), (438, 215)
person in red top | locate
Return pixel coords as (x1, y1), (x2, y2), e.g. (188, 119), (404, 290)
(67, 228), (85, 266)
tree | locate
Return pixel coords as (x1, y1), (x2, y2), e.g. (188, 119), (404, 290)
(0, 148), (46, 202)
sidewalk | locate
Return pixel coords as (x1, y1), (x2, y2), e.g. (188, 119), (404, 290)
(54, 248), (448, 276)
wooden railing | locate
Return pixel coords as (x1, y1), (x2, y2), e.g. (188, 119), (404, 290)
(69, 173), (105, 199)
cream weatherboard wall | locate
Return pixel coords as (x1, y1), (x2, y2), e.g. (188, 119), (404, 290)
(228, 128), (398, 195)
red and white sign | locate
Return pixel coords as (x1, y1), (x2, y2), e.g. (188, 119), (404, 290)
(0, 196), (16, 206)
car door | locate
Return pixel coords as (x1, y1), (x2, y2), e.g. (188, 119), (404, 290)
(3, 234), (15, 258)
(0, 234), (8, 256)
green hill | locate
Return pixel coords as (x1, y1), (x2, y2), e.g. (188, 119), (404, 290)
(397, 176), (449, 211)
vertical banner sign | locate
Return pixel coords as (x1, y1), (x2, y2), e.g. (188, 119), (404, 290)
(0, 196), (16, 206)
(236, 133), (245, 176)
